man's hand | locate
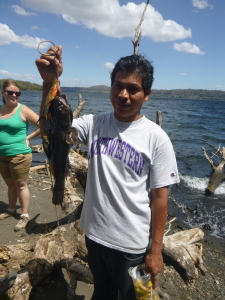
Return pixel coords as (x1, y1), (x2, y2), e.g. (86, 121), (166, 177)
(35, 45), (63, 83)
(145, 250), (164, 289)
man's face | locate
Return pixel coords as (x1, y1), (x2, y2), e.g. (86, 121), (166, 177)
(110, 71), (150, 122)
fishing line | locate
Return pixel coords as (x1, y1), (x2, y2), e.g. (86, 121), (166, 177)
(37, 40), (58, 56)
(37, 41), (71, 283)
(54, 201), (72, 285)
(37, 40), (60, 80)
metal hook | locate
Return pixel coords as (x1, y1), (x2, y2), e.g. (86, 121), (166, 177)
(37, 40), (58, 56)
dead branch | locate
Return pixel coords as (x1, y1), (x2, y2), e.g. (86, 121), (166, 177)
(201, 147), (215, 169)
(73, 101), (86, 119)
(132, 0), (150, 55)
(201, 140), (222, 155)
(201, 141), (225, 194)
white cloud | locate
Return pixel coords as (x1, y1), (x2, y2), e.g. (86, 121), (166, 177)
(173, 42), (205, 55)
(0, 23), (47, 48)
(0, 69), (36, 81)
(21, 0), (192, 42)
(31, 26), (39, 30)
(0, 24), (16, 45)
(31, 25), (48, 32)
(216, 85), (225, 91)
(0, 70), (15, 77)
(12, 5), (38, 16)
(104, 62), (114, 70)
(179, 73), (187, 76)
(192, 0), (213, 10)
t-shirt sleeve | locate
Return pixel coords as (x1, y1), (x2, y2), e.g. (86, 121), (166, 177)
(149, 138), (179, 188)
(72, 114), (94, 145)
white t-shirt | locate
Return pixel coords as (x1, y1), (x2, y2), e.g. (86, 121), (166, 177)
(72, 112), (179, 253)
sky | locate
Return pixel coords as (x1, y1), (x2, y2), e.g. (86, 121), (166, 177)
(0, 0), (224, 90)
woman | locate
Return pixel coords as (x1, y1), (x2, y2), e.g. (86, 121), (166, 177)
(0, 79), (40, 231)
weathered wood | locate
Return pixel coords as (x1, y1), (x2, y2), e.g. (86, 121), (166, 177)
(2, 224), (91, 299)
(201, 140), (225, 194)
(29, 165), (46, 172)
(163, 228), (206, 284)
(69, 148), (88, 190)
(132, 0), (150, 55)
(73, 101), (86, 119)
(31, 144), (43, 153)
(156, 110), (162, 126)
(1, 218), (205, 298)
(3, 227), (77, 299)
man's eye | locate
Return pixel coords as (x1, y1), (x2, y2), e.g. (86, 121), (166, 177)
(129, 87), (138, 93)
(113, 83), (121, 89)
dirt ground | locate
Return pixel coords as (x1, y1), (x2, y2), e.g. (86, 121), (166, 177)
(0, 169), (225, 300)
(0, 171), (94, 300)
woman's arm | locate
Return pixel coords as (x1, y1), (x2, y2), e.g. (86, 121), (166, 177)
(26, 128), (40, 148)
(20, 106), (40, 147)
(20, 105), (39, 127)
(27, 128), (40, 140)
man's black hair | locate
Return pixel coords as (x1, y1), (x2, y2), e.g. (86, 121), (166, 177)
(111, 55), (154, 95)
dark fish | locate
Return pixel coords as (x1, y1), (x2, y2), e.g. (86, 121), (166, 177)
(40, 80), (77, 205)
(46, 95), (73, 205)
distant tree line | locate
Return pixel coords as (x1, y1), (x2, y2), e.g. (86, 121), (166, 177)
(61, 86), (225, 100)
(150, 89), (225, 101)
(0, 79), (42, 91)
(1, 79), (225, 100)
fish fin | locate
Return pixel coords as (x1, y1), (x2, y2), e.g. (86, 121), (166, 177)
(48, 159), (55, 177)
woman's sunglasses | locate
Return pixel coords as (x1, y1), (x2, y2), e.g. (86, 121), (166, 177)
(3, 90), (21, 97)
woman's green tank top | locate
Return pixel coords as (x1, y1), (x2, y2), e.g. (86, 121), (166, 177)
(0, 105), (31, 156)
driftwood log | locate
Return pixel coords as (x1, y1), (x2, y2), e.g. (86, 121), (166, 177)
(163, 227), (206, 284)
(0, 147), (206, 299)
(201, 140), (225, 195)
(0, 227), (92, 300)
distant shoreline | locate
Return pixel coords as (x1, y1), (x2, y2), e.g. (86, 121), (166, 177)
(1, 79), (225, 100)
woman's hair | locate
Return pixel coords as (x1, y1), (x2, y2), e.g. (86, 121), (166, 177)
(111, 55), (154, 95)
(2, 78), (20, 104)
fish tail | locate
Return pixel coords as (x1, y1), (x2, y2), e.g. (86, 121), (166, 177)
(52, 182), (64, 206)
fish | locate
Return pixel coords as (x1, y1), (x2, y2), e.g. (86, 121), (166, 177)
(40, 80), (78, 205)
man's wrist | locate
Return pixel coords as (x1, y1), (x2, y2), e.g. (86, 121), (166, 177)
(149, 241), (163, 254)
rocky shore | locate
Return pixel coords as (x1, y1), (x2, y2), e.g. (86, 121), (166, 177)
(0, 170), (224, 300)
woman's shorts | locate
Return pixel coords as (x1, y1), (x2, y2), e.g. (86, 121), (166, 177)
(0, 153), (32, 181)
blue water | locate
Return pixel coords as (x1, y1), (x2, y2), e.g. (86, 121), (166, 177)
(23, 91), (225, 239)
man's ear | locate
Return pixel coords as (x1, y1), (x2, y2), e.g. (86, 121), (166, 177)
(144, 89), (151, 102)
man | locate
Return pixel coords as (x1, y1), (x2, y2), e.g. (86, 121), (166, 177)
(36, 46), (179, 300)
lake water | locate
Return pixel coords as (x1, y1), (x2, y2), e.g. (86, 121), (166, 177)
(23, 90), (225, 240)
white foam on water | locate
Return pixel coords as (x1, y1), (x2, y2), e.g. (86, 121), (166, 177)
(170, 184), (225, 239)
(179, 174), (225, 195)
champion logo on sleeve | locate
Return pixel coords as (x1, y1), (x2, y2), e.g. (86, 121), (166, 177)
(170, 172), (176, 177)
